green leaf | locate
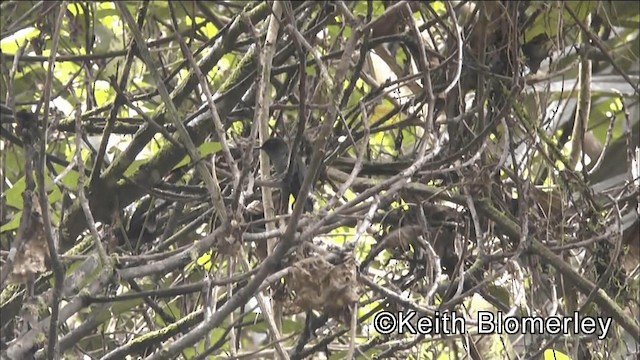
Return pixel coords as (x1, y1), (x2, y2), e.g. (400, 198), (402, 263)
(51, 164), (80, 191)
(173, 141), (223, 169)
(486, 284), (512, 308)
(4, 177), (25, 209)
(123, 159), (149, 178)
(196, 251), (213, 271)
(0, 211), (22, 233)
(431, 1), (447, 15)
(306, 64), (317, 77)
(0, 27), (41, 53)
(544, 349), (572, 360)
(2, 158), (71, 211)
(281, 317), (304, 333)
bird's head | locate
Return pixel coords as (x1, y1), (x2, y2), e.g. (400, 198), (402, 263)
(259, 137), (290, 174)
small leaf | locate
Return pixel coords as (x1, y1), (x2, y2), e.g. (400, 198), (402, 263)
(1, 211), (22, 233)
(5, 177), (26, 208)
(486, 284), (512, 308)
(173, 142), (222, 169)
(123, 159), (149, 178)
(544, 349), (572, 360)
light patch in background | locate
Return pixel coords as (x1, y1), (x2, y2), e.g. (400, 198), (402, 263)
(0, 27), (39, 53)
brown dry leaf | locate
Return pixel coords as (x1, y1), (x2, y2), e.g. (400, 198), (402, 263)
(322, 256), (359, 318)
(10, 191), (50, 283)
(285, 254), (360, 323)
(217, 233), (240, 255)
(288, 257), (333, 309)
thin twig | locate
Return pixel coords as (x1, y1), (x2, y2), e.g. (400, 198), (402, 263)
(36, 3), (68, 358)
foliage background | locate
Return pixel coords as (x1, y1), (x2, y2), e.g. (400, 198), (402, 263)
(0, 1), (638, 359)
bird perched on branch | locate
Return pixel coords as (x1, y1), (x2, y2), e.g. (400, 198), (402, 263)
(259, 137), (313, 212)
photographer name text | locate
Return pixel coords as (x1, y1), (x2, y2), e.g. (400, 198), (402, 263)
(373, 311), (611, 340)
